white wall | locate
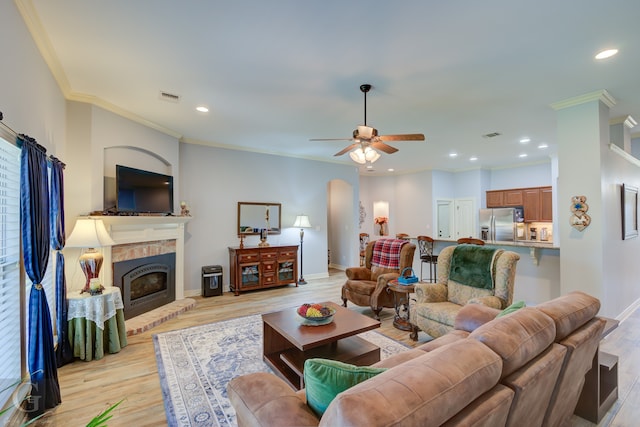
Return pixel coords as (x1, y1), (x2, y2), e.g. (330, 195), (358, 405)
(490, 162), (553, 190)
(328, 179), (355, 270)
(601, 134), (640, 317)
(178, 143), (359, 295)
(0, 2), (66, 161)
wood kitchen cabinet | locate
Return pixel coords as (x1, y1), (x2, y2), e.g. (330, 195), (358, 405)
(523, 188), (541, 222)
(228, 245), (298, 296)
(540, 186), (553, 222)
(503, 190), (524, 206)
(487, 189), (523, 207)
(486, 191), (504, 208)
(486, 186), (553, 222)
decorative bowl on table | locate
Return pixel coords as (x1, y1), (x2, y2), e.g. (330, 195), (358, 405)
(297, 303), (336, 325)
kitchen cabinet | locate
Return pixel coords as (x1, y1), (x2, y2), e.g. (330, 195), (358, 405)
(540, 187), (553, 222)
(228, 245), (298, 296)
(523, 188), (541, 222)
(503, 190), (524, 206)
(487, 189), (523, 208)
(486, 191), (504, 208)
(486, 186), (553, 222)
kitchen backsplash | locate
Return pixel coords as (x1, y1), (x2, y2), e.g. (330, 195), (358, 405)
(524, 222), (553, 241)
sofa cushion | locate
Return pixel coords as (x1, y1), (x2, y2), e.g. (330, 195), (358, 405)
(469, 307), (556, 378)
(416, 329), (469, 352)
(496, 300), (526, 317)
(304, 358), (387, 417)
(227, 372), (319, 427)
(534, 291), (600, 341)
(454, 303), (501, 332)
(320, 339), (503, 427)
(448, 279), (495, 306)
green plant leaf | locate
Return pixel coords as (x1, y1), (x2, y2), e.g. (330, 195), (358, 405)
(86, 399), (124, 427)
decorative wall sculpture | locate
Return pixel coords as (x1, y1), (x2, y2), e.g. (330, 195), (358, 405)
(570, 195), (591, 231)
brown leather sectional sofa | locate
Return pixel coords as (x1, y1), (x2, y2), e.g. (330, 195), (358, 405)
(227, 291), (606, 427)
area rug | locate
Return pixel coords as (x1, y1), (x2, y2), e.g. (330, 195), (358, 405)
(153, 313), (410, 427)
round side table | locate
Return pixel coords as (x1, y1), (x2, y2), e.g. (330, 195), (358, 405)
(387, 281), (415, 331)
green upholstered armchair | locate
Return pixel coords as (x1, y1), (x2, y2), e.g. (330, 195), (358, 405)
(410, 244), (520, 340)
(342, 239), (416, 320)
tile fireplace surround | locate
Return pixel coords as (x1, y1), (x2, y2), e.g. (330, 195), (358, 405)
(90, 216), (191, 302)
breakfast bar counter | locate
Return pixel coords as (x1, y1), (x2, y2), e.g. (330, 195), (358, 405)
(412, 238), (561, 309)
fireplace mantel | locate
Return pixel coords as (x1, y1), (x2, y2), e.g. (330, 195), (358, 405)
(88, 215), (192, 301)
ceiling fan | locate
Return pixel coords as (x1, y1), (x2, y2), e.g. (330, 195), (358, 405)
(310, 84), (425, 163)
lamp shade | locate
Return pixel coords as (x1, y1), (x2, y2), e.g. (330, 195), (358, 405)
(66, 218), (116, 248)
(293, 215), (312, 228)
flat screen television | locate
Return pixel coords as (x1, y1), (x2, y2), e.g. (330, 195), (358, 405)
(116, 165), (174, 214)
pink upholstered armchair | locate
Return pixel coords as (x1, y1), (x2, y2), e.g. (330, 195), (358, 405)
(341, 238), (416, 319)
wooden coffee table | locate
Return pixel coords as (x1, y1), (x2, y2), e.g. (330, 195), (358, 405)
(262, 301), (381, 390)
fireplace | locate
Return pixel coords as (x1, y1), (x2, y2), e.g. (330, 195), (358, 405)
(113, 252), (176, 320)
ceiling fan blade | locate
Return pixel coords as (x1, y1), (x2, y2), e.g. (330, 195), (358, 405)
(334, 143), (358, 156)
(310, 138), (354, 141)
(378, 133), (425, 142)
(370, 141), (398, 154)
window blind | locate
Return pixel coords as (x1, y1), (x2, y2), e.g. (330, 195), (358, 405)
(0, 137), (21, 409)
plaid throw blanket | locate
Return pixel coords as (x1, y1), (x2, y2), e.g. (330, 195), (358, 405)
(371, 238), (408, 269)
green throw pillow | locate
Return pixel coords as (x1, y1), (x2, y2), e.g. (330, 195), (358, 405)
(304, 358), (387, 417)
(496, 300), (526, 317)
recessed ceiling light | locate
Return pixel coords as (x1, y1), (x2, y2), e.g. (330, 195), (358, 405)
(519, 153), (528, 158)
(387, 168), (394, 172)
(519, 137), (531, 144)
(196, 106), (209, 113)
(449, 152), (458, 158)
(595, 49), (618, 60)
(538, 143), (548, 149)
(366, 165), (373, 169)
(469, 156), (478, 161)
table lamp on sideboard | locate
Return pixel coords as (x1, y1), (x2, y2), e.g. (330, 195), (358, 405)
(66, 217), (116, 294)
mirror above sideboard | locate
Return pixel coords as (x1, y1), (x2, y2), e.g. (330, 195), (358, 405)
(237, 202), (281, 235)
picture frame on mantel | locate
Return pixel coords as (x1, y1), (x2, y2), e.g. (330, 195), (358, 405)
(621, 183), (638, 240)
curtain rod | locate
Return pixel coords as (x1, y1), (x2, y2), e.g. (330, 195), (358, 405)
(0, 110), (66, 168)
(0, 111), (19, 138)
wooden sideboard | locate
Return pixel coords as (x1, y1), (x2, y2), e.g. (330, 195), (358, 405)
(228, 245), (298, 296)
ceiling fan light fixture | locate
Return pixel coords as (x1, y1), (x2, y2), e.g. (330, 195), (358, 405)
(364, 147), (381, 162)
(349, 148), (366, 164)
(349, 146), (380, 164)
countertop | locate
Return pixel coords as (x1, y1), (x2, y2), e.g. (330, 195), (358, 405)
(433, 238), (558, 249)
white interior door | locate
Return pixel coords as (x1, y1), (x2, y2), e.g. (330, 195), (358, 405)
(436, 200), (453, 239)
(455, 199), (475, 239)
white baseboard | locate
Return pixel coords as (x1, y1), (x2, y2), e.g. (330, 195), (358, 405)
(329, 263), (347, 271)
(616, 297), (640, 323)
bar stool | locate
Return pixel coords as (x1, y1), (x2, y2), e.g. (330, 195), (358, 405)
(359, 233), (369, 266)
(417, 235), (438, 282)
(456, 237), (485, 245)
(396, 233), (410, 240)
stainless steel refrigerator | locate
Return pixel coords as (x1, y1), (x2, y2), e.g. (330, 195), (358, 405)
(479, 207), (521, 243)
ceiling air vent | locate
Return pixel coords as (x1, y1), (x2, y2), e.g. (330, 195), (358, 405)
(159, 91), (181, 103)
(482, 132), (502, 139)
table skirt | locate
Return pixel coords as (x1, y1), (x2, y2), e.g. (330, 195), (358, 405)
(68, 309), (128, 361)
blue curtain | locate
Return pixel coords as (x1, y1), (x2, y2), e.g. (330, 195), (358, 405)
(19, 135), (61, 415)
(50, 156), (73, 367)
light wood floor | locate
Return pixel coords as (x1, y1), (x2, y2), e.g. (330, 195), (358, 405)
(33, 270), (638, 426)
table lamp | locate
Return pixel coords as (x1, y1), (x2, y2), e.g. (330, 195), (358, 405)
(293, 215), (312, 284)
(66, 218), (116, 294)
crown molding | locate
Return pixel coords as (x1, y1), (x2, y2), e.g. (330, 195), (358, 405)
(550, 89), (616, 110)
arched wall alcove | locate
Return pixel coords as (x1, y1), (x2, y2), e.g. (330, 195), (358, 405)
(102, 145), (174, 211)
